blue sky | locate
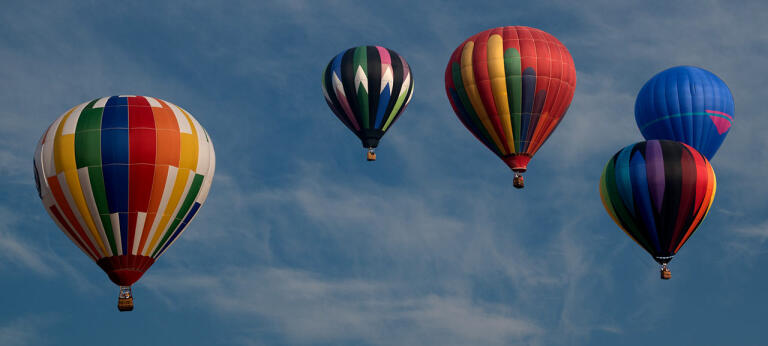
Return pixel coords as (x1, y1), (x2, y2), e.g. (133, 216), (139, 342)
(1, 1), (767, 345)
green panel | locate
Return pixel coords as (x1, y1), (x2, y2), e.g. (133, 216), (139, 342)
(151, 174), (204, 257)
(504, 48), (522, 151)
(88, 166), (117, 254)
(604, 158), (653, 253)
(450, 62), (500, 156)
(75, 130), (101, 168)
(353, 47), (370, 129)
(76, 101), (103, 131)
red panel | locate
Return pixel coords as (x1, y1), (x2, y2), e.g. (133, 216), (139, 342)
(129, 104), (155, 129)
(472, 29), (509, 152)
(129, 128), (156, 164)
(127, 96), (151, 107)
(128, 165), (155, 211)
(669, 148), (696, 252)
(50, 205), (97, 261)
(47, 177), (101, 258)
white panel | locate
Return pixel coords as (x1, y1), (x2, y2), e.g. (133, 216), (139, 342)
(191, 117), (209, 174)
(45, 205), (98, 261)
(110, 213), (122, 256)
(144, 96), (162, 108)
(196, 140), (216, 203)
(42, 114), (66, 177)
(61, 102), (88, 135)
(132, 212), (147, 255)
(141, 166), (178, 256)
(380, 65), (393, 94)
(152, 170), (195, 259)
(167, 102), (193, 134)
(77, 168), (112, 256)
(93, 97), (110, 109)
(57, 173), (104, 258)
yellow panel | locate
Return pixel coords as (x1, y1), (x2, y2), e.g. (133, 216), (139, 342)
(144, 168), (191, 255)
(53, 123), (107, 255)
(487, 34), (515, 153)
(460, 41), (507, 155)
(179, 109), (199, 170)
(53, 108), (76, 174)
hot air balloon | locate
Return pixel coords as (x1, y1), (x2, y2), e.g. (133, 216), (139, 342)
(321, 46), (414, 161)
(599, 140), (716, 279)
(445, 26), (576, 188)
(33, 95), (215, 310)
(635, 66), (734, 160)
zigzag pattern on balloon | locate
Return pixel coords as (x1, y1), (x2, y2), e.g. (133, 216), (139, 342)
(321, 46), (414, 149)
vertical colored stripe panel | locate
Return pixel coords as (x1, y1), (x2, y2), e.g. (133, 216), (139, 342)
(49, 206), (98, 260)
(460, 41), (506, 154)
(487, 33), (515, 154)
(374, 46), (392, 128)
(46, 176), (101, 257)
(145, 168), (191, 255)
(155, 202), (201, 258)
(353, 46), (370, 129)
(127, 101), (156, 253)
(141, 166), (179, 256)
(628, 151), (661, 253)
(88, 166), (117, 254)
(53, 107), (106, 256)
(152, 174), (204, 257)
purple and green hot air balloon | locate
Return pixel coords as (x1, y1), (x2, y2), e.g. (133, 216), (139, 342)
(635, 66), (734, 160)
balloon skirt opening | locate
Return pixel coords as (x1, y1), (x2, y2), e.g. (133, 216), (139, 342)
(502, 155), (531, 173)
(97, 255), (155, 286)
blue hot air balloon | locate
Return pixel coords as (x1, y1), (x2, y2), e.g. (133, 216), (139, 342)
(635, 66), (734, 159)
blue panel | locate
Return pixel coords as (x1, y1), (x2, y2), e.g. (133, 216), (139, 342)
(629, 150), (661, 253)
(374, 84), (391, 128)
(101, 97), (128, 129)
(100, 129), (129, 164)
(615, 146), (635, 216)
(105, 95), (127, 107)
(156, 203), (201, 257)
(102, 164), (128, 213)
(520, 67), (536, 150)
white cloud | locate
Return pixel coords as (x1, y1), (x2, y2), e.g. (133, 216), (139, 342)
(146, 266), (543, 346)
(0, 314), (56, 346)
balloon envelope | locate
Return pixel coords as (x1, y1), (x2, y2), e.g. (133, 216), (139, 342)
(600, 140), (716, 265)
(635, 66), (734, 159)
(33, 95), (215, 286)
(445, 26), (576, 173)
(321, 45), (414, 150)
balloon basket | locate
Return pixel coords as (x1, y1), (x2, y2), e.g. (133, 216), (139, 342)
(366, 149), (376, 161)
(660, 266), (671, 280)
(513, 173), (524, 189)
(117, 286), (134, 312)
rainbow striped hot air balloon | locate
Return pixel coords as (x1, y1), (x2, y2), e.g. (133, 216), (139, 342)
(322, 45), (414, 161)
(33, 95), (215, 310)
(600, 140), (716, 279)
(445, 26), (576, 188)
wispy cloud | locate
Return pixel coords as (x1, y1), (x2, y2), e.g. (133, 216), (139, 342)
(146, 266), (543, 346)
(0, 314), (57, 346)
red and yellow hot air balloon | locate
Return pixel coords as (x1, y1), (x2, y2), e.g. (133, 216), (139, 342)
(445, 26), (576, 188)
(33, 95), (215, 311)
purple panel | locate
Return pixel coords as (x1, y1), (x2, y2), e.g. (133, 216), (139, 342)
(645, 140), (665, 214)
